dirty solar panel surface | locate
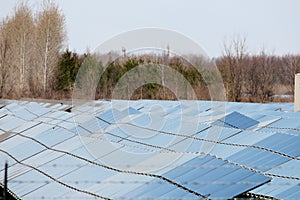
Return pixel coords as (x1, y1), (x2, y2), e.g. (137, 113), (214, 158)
(0, 99), (299, 199)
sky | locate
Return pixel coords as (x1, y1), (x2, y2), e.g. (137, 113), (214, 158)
(0, 0), (300, 58)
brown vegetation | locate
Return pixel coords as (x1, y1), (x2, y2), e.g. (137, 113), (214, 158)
(0, 2), (299, 102)
(0, 1), (65, 99)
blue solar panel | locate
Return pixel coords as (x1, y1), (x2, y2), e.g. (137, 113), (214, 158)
(0, 135), (45, 161)
(0, 116), (26, 132)
(213, 111), (259, 129)
(34, 127), (75, 147)
(9, 170), (49, 197)
(11, 121), (40, 133)
(268, 118), (300, 128)
(138, 182), (179, 198)
(223, 130), (275, 146)
(277, 185), (300, 199)
(22, 181), (71, 199)
(162, 155), (270, 198)
(120, 106), (141, 115)
(164, 155), (213, 179)
(0, 151), (16, 167)
(4, 102), (25, 112)
(97, 108), (123, 123)
(14, 108), (37, 120)
(57, 121), (76, 130)
(251, 177), (300, 199)
(194, 126), (240, 141)
(209, 172), (269, 199)
(159, 188), (195, 198)
(79, 117), (109, 133)
(1, 99), (299, 199)
(26, 102), (51, 116)
(228, 147), (290, 171)
(173, 159), (226, 183)
(255, 133), (300, 157)
(38, 156), (82, 177)
(160, 117), (182, 133)
(122, 154), (271, 199)
(59, 164), (116, 188)
(131, 113), (151, 127)
(213, 120), (235, 128)
(266, 159), (300, 176)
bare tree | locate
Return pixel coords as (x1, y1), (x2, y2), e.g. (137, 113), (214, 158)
(35, 1), (66, 95)
(4, 3), (35, 97)
(0, 3), (35, 98)
(219, 36), (247, 102)
(243, 55), (260, 101)
(281, 55), (300, 94)
(0, 19), (10, 97)
(255, 51), (277, 101)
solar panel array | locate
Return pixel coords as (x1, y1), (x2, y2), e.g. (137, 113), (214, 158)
(0, 99), (299, 199)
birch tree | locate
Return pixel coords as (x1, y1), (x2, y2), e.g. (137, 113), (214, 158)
(35, 1), (65, 95)
(0, 3), (35, 98)
(0, 19), (11, 97)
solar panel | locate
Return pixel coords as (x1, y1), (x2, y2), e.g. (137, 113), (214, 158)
(25, 102), (51, 116)
(1, 135), (45, 161)
(22, 181), (71, 199)
(195, 126), (240, 141)
(4, 102), (23, 112)
(255, 133), (300, 157)
(79, 117), (109, 133)
(125, 155), (270, 199)
(268, 118), (300, 128)
(277, 185), (300, 199)
(13, 108), (37, 120)
(11, 121), (39, 133)
(97, 108), (123, 123)
(1, 99), (300, 200)
(213, 111), (259, 129)
(251, 177), (300, 199)
(9, 170), (49, 197)
(228, 146), (290, 171)
(0, 115), (26, 132)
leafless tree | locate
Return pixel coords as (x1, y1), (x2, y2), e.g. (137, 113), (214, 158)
(243, 55), (260, 101)
(0, 4), (34, 98)
(281, 55), (300, 94)
(219, 36), (247, 101)
(34, 0), (66, 95)
(0, 19), (10, 97)
(255, 51), (277, 101)
(1, 3), (35, 97)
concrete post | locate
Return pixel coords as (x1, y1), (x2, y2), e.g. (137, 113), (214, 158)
(294, 73), (300, 112)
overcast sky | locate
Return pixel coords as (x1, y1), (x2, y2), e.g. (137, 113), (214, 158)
(1, 0), (299, 58)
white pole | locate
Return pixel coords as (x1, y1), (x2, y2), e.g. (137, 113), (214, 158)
(294, 73), (300, 112)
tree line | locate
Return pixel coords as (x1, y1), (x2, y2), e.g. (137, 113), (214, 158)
(217, 37), (300, 102)
(1, 2), (299, 102)
(60, 51), (210, 100)
(59, 49), (300, 102)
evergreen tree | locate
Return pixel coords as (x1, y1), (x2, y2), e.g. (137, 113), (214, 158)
(56, 49), (80, 91)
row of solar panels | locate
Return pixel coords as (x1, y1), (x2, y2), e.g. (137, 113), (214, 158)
(0, 99), (299, 199)
(94, 100), (300, 199)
